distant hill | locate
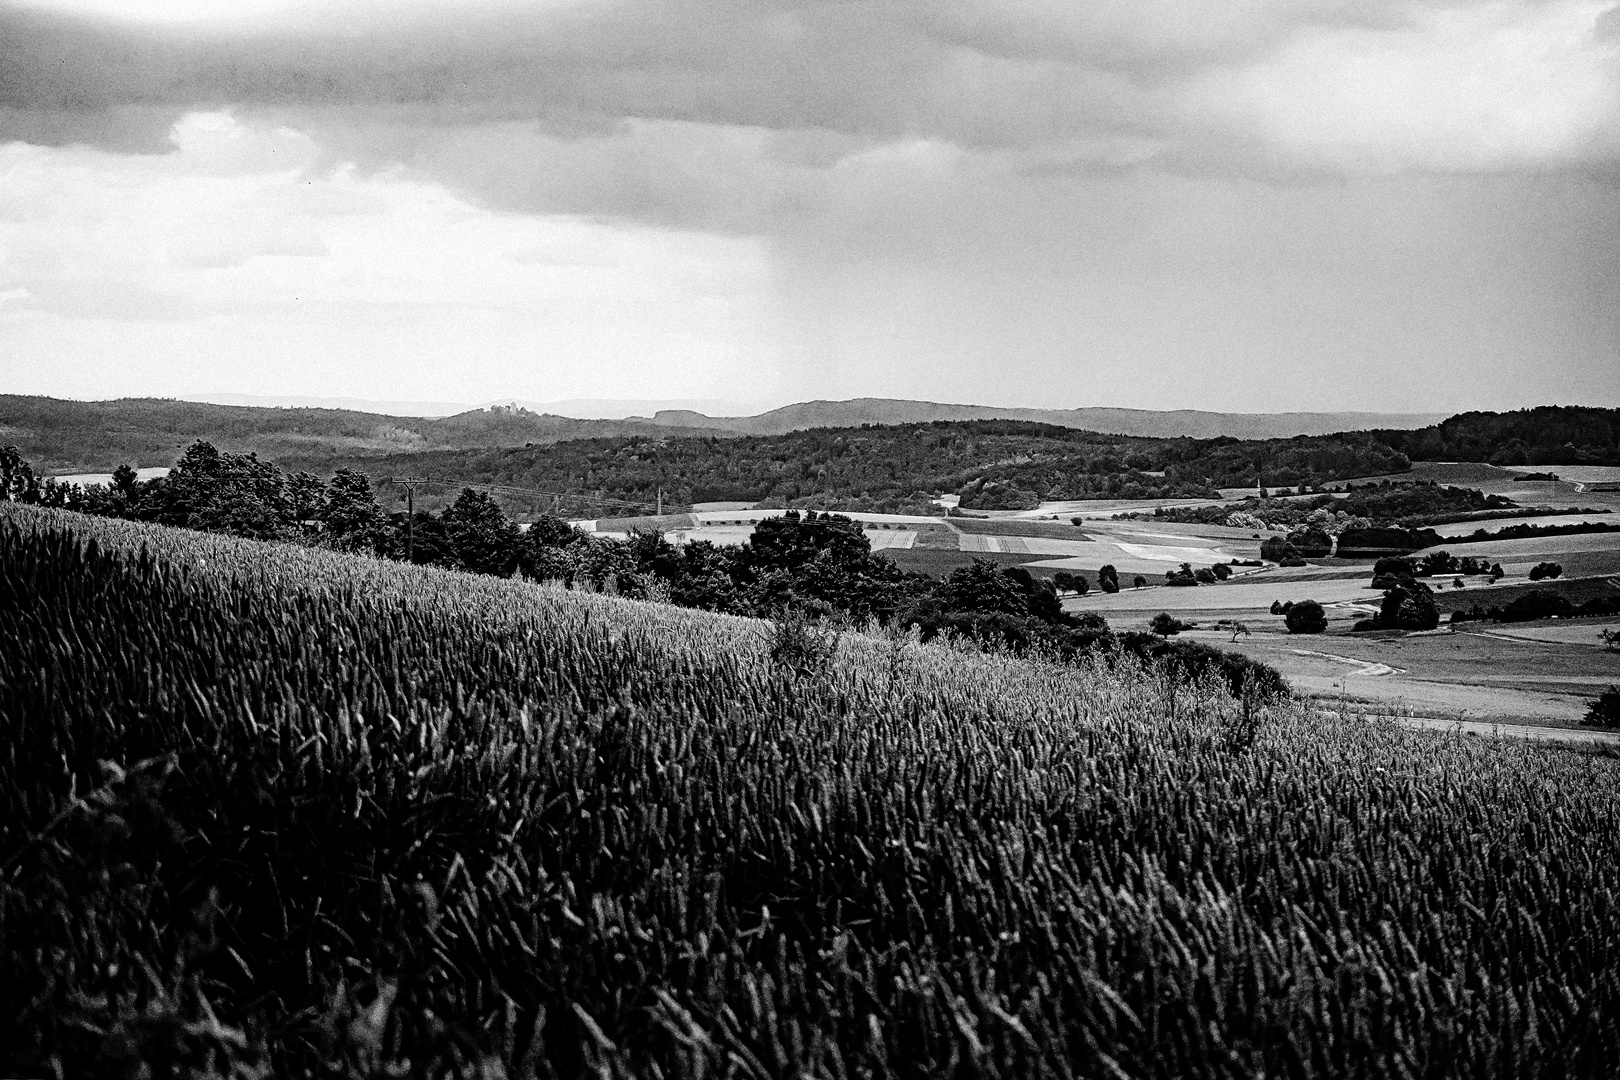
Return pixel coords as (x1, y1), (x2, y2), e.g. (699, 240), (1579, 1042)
(635, 399), (1449, 439)
(0, 396), (715, 474)
(4, 394), (1448, 473)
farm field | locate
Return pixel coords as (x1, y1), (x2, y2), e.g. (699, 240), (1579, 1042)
(1337, 461), (1620, 512)
(5, 503), (1620, 1076)
(1204, 621), (1620, 726)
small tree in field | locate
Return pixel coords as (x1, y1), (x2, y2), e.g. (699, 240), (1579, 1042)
(1285, 599), (1328, 634)
(1133, 575), (1147, 590)
(1150, 612), (1189, 637)
(1584, 685), (1620, 728)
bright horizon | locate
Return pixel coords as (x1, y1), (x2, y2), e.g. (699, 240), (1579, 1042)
(3, 0), (1619, 413)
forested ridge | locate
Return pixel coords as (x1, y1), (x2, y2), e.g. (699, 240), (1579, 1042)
(305, 422), (1411, 514)
(1371, 405), (1620, 465)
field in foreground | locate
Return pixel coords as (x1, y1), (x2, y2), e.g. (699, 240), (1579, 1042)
(3, 506), (1619, 1077)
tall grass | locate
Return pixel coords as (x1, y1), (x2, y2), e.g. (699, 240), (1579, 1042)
(2, 503), (1618, 1077)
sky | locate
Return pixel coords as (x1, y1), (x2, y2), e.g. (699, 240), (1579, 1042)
(1, 0), (1618, 414)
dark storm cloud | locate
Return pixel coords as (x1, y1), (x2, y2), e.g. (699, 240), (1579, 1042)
(0, 2), (1427, 152)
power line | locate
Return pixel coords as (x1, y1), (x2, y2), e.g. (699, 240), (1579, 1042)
(382, 476), (692, 515)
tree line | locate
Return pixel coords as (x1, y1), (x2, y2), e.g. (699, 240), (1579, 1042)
(2, 441), (1286, 699)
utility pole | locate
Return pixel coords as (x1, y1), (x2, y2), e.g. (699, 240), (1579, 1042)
(387, 478), (430, 563)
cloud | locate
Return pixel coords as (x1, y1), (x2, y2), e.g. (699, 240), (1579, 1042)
(3, 0), (1616, 193)
(0, 109), (785, 402)
(1, 1), (1616, 412)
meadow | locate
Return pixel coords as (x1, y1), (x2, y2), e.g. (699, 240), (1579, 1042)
(3, 504), (1620, 1077)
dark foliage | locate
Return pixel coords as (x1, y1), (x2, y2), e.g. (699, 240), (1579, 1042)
(1377, 581), (1440, 631)
(1586, 686), (1620, 727)
(1284, 600), (1328, 635)
(1372, 406), (1620, 466)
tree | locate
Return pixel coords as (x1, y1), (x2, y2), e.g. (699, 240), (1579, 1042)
(0, 446), (39, 502)
(1097, 564), (1120, 594)
(154, 441), (290, 538)
(1284, 599), (1328, 634)
(442, 488), (521, 577)
(1378, 580), (1439, 630)
(1150, 612), (1188, 636)
(285, 471), (328, 524)
(1165, 563), (1197, 587)
(1584, 685), (1620, 727)
(1528, 562), (1563, 581)
(1419, 551), (1459, 577)
(749, 511), (869, 573)
(1133, 575), (1147, 590)
(1052, 571), (1077, 595)
(320, 468), (385, 542)
(935, 559), (1030, 618)
(1211, 563), (1232, 581)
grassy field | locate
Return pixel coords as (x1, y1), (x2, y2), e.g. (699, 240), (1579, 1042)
(4, 505), (1620, 1076)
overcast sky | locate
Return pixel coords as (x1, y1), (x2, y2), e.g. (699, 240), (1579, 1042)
(2, 0), (1617, 413)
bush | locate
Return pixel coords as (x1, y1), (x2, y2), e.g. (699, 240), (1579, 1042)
(1529, 562), (1564, 581)
(1165, 564), (1198, 587)
(1419, 551), (1459, 577)
(1287, 527), (1332, 559)
(1211, 563), (1232, 581)
(1194, 568), (1218, 584)
(1133, 575), (1147, 589)
(1379, 580), (1439, 631)
(1500, 588), (1575, 623)
(1150, 612), (1191, 636)
(1259, 536), (1299, 563)
(1284, 600), (1328, 634)
(1583, 685), (1620, 727)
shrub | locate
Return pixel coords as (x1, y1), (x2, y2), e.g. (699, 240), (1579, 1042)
(1211, 564), (1232, 581)
(1194, 568), (1218, 584)
(1583, 685), (1620, 727)
(1379, 580), (1439, 631)
(1529, 562), (1564, 581)
(1284, 599), (1328, 634)
(1419, 551), (1459, 577)
(1150, 612), (1191, 636)
(1287, 527), (1332, 559)
(1259, 536), (1299, 563)
(1133, 575), (1147, 589)
(766, 607), (838, 678)
(1500, 589), (1575, 623)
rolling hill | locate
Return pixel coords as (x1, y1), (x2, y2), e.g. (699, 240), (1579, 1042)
(5, 393), (1444, 474)
(636, 399), (1448, 439)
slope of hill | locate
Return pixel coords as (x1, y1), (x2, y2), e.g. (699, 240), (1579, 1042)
(0, 395), (714, 473)
(3, 394), (1449, 474)
(1373, 406), (1620, 466)
(640, 399), (1449, 439)
(4, 503), (1617, 1075)
(301, 422), (1409, 516)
